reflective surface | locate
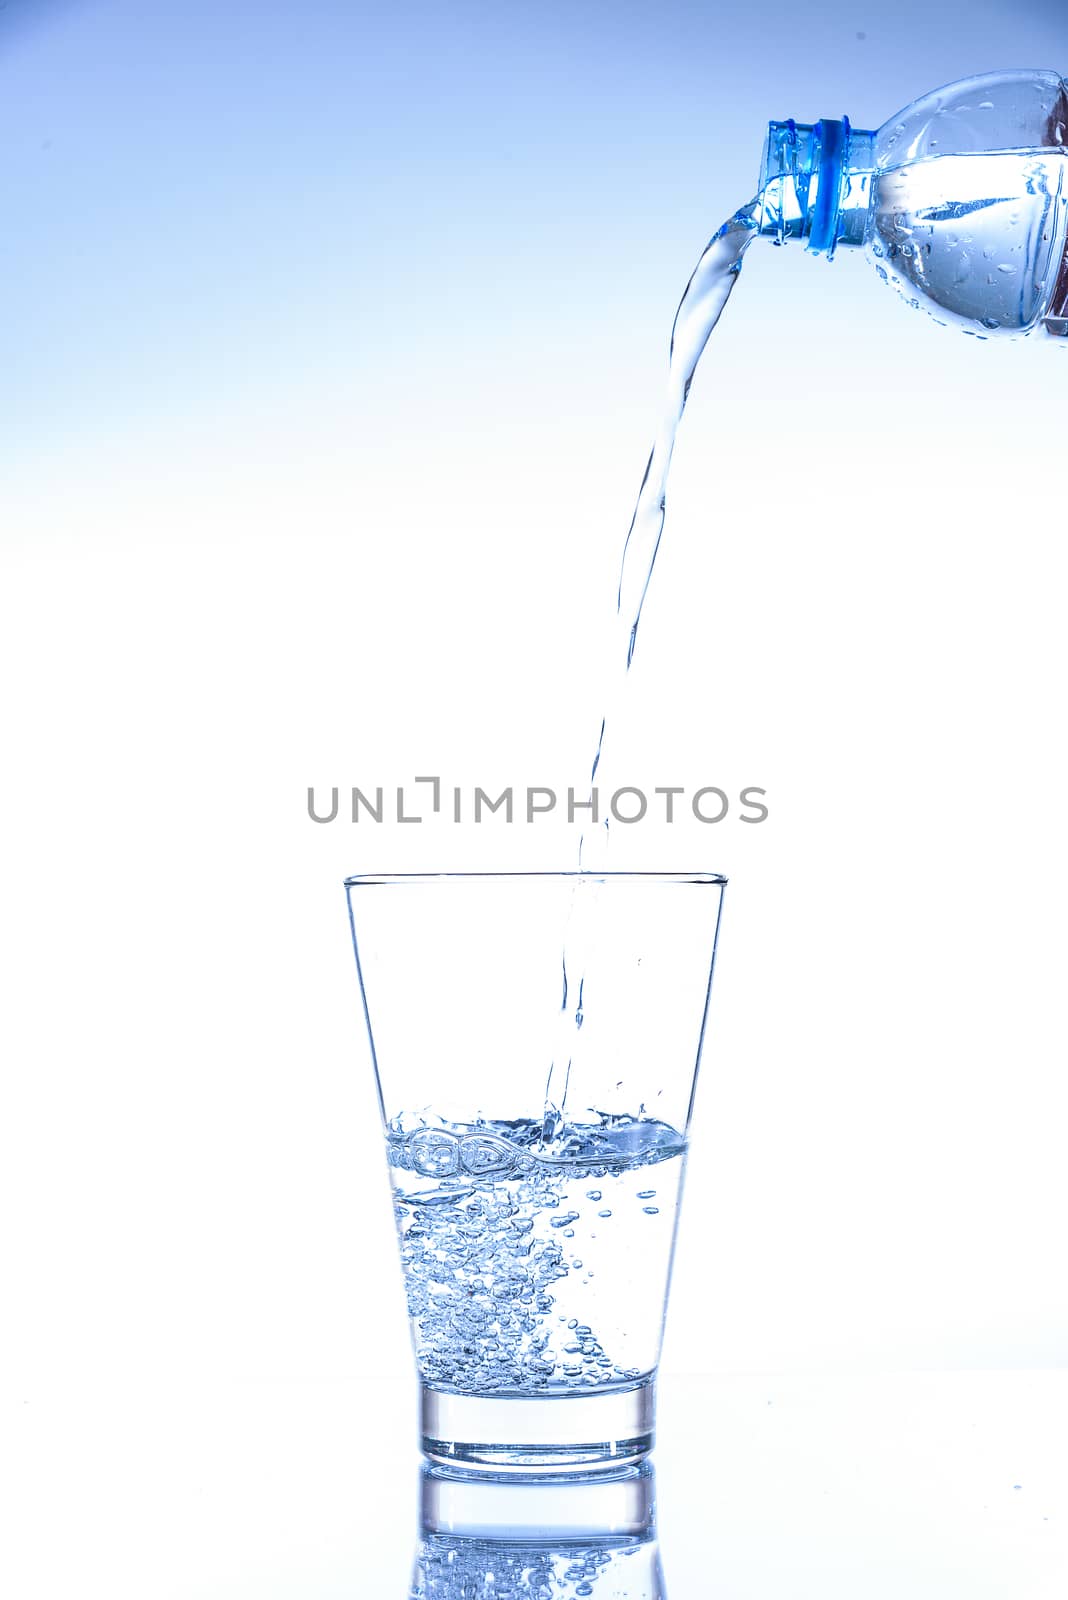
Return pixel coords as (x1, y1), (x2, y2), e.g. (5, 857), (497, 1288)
(413, 1462), (662, 1597)
(6, 1373), (1066, 1596)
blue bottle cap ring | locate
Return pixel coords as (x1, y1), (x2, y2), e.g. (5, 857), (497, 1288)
(806, 117), (850, 257)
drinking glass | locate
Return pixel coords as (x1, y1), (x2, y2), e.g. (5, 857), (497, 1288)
(345, 871), (725, 1473)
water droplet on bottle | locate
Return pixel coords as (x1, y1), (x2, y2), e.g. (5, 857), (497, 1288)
(643, 1206), (660, 1216)
(997, 263), (1017, 274)
(978, 101), (994, 110)
(980, 317), (1001, 330)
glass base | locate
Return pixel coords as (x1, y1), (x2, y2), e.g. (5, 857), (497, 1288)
(420, 1378), (655, 1474)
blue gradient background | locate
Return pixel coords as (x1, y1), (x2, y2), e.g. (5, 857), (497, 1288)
(3, 0), (1064, 449)
(3, 0), (1067, 1405)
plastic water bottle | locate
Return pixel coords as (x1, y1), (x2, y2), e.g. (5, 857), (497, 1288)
(757, 69), (1068, 339)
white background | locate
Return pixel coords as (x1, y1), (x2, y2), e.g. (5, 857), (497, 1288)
(2, 0), (1066, 1425)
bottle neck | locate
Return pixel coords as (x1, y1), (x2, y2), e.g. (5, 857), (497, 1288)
(757, 118), (876, 257)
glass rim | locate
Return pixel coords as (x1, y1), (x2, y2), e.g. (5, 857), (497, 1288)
(344, 869), (728, 888)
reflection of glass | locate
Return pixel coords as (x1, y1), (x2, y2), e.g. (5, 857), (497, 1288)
(411, 1462), (665, 1598)
(346, 872), (725, 1472)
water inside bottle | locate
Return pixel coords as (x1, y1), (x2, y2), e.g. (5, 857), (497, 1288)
(868, 151), (1068, 337)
